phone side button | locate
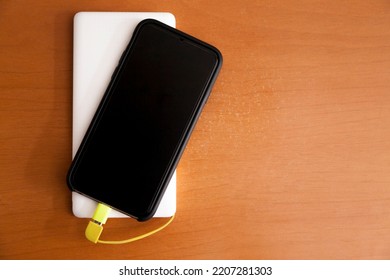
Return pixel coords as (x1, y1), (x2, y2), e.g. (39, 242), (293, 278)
(119, 51), (126, 63)
(111, 66), (119, 80)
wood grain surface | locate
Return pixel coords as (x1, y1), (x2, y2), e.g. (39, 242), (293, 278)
(1, 0), (390, 259)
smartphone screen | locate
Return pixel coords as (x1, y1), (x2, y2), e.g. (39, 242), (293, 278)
(67, 19), (222, 221)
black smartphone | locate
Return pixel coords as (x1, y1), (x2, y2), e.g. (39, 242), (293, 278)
(67, 19), (222, 221)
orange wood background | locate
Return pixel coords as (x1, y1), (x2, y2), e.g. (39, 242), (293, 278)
(1, 0), (390, 259)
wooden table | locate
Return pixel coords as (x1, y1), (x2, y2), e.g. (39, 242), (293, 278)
(1, 0), (390, 259)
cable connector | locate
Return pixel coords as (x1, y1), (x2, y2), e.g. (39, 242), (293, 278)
(85, 203), (111, 243)
(84, 202), (175, 244)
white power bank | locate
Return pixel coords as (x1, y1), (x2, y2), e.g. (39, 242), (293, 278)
(72, 12), (176, 218)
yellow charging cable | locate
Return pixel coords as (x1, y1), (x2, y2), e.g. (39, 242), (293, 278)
(85, 203), (174, 244)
